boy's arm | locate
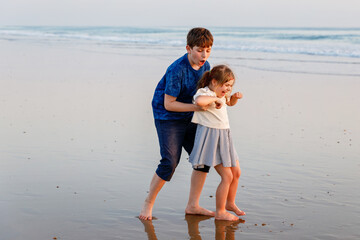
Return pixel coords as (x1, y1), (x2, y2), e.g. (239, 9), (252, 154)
(164, 94), (207, 112)
(227, 92), (243, 106)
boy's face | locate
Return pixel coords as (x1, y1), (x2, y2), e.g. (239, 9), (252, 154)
(186, 45), (212, 70)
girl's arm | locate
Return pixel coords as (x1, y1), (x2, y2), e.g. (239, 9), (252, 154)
(195, 95), (223, 109)
(164, 94), (208, 112)
(227, 92), (243, 106)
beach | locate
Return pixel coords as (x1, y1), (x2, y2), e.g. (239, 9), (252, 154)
(1, 28), (360, 240)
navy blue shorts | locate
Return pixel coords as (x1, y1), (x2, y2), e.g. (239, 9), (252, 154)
(155, 118), (197, 181)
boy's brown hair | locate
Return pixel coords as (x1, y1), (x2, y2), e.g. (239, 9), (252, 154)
(187, 28), (213, 48)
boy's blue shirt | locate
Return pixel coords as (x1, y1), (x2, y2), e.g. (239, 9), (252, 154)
(152, 53), (210, 120)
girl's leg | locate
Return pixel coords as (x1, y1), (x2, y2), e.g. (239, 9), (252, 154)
(214, 164), (238, 221)
(185, 170), (215, 216)
(184, 123), (214, 216)
(225, 161), (246, 216)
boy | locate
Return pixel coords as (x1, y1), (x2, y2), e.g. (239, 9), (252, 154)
(139, 28), (214, 220)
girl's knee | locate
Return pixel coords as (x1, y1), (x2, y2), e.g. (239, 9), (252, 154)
(221, 172), (233, 184)
(232, 166), (241, 179)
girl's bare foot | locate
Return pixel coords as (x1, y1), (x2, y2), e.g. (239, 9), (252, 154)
(185, 205), (215, 217)
(215, 211), (239, 221)
(226, 203), (246, 216)
(139, 200), (153, 220)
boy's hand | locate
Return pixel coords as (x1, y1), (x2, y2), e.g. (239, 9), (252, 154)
(232, 92), (243, 99)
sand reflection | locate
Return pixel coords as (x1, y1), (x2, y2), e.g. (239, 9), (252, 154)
(139, 218), (158, 240)
(215, 219), (245, 240)
(185, 214), (213, 240)
(140, 215), (245, 240)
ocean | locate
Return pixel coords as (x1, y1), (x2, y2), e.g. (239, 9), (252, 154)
(1, 26), (360, 58)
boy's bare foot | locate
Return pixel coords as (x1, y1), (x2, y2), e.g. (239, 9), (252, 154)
(215, 211), (239, 221)
(185, 205), (215, 217)
(226, 203), (246, 216)
(139, 200), (153, 220)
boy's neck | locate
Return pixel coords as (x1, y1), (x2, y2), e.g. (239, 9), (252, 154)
(187, 54), (201, 70)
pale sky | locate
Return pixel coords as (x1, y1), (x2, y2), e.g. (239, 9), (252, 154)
(1, 0), (359, 28)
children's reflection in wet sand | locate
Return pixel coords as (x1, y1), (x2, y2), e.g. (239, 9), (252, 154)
(185, 214), (213, 240)
(139, 217), (158, 240)
(214, 219), (245, 240)
(139, 215), (245, 240)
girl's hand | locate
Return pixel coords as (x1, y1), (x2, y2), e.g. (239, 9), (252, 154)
(215, 99), (223, 109)
(196, 104), (209, 111)
(232, 92), (243, 99)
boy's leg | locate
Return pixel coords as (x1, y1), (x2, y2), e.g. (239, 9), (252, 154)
(183, 122), (214, 216)
(139, 119), (186, 220)
(139, 173), (165, 220)
(155, 119), (188, 180)
(225, 161), (245, 216)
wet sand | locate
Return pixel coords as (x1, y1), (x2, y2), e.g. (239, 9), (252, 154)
(1, 39), (360, 240)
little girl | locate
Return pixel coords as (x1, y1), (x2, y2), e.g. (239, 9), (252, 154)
(189, 65), (245, 221)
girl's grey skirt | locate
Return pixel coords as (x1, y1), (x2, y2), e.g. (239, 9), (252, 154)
(189, 124), (239, 168)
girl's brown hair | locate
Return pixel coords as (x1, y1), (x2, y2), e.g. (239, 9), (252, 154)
(197, 65), (235, 89)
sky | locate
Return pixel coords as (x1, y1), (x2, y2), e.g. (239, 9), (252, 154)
(1, 0), (360, 28)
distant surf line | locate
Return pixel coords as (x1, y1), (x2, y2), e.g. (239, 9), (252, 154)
(233, 63), (360, 77)
(226, 57), (360, 65)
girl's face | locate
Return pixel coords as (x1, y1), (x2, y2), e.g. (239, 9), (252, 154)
(212, 79), (234, 98)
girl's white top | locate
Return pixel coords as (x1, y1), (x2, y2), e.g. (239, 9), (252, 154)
(191, 87), (230, 129)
